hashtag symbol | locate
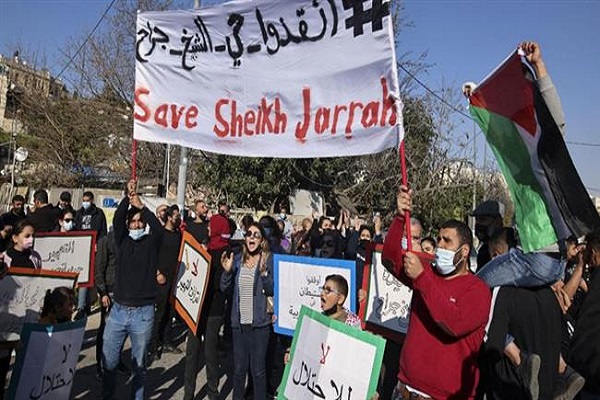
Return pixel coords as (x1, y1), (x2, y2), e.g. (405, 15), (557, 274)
(343, 0), (391, 37)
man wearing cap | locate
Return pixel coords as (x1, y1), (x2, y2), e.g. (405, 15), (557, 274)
(471, 200), (505, 271)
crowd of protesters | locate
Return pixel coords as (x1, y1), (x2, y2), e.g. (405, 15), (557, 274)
(0, 41), (599, 400)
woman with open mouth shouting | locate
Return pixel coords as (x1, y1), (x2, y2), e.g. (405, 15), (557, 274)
(221, 222), (274, 400)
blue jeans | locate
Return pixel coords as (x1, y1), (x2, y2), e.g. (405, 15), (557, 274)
(476, 247), (564, 288)
(77, 287), (89, 310)
(232, 325), (270, 400)
(102, 302), (154, 400)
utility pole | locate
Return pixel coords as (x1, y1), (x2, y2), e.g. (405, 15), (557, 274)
(176, 0), (201, 212)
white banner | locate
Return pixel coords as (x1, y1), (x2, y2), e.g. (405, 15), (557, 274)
(364, 250), (412, 334)
(134, 0), (402, 158)
(280, 306), (384, 400)
(273, 254), (355, 336)
(8, 319), (86, 400)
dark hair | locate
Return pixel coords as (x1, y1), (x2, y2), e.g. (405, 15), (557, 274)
(489, 227), (518, 251)
(165, 204), (179, 218)
(82, 191), (94, 200)
(9, 219), (35, 251)
(584, 230), (600, 266)
(242, 222), (270, 263)
(12, 219), (35, 239)
(41, 287), (74, 318)
(12, 194), (25, 203)
(59, 191), (72, 202)
(440, 219), (473, 254)
(318, 216), (331, 229)
(33, 189), (48, 204)
(126, 207), (144, 225)
(241, 215), (254, 231)
(358, 224), (374, 238)
(421, 236), (436, 248)
(59, 208), (74, 220)
(318, 229), (342, 259)
(258, 215), (282, 240)
(325, 274), (349, 298)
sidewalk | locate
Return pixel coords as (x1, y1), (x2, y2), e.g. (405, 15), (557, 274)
(69, 311), (234, 400)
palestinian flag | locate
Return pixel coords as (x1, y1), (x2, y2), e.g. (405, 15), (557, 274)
(469, 50), (600, 252)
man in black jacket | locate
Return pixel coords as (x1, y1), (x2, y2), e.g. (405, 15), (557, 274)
(27, 189), (59, 232)
(74, 190), (108, 320)
(102, 180), (164, 400)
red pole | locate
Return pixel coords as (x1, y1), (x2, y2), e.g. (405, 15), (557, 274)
(132, 139), (138, 181)
(399, 140), (412, 252)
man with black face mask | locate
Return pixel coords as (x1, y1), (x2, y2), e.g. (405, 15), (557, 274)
(471, 200), (505, 272)
(149, 205), (183, 362)
(0, 194), (26, 252)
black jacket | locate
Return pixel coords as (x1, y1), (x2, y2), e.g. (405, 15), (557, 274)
(95, 230), (118, 297)
(75, 203), (108, 239)
(112, 197), (164, 307)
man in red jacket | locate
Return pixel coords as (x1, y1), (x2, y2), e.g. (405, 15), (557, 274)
(382, 186), (491, 400)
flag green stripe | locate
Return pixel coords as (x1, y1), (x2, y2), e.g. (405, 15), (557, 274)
(470, 106), (557, 252)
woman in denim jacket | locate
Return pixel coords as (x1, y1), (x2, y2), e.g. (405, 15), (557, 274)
(221, 222), (274, 400)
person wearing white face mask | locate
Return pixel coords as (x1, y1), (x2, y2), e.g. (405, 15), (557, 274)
(73, 191), (108, 321)
(101, 180), (164, 400)
(2, 219), (42, 269)
(58, 209), (75, 232)
(381, 185), (491, 400)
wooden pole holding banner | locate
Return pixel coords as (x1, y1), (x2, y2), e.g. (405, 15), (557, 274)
(399, 140), (412, 252)
(132, 139), (138, 180)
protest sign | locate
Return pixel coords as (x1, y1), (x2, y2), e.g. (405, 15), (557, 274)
(172, 232), (211, 334)
(279, 305), (385, 400)
(0, 268), (78, 341)
(360, 246), (412, 340)
(274, 254), (355, 336)
(134, 0), (403, 158)
(7, 318), (86, 400)
(34, 231), (97, 287)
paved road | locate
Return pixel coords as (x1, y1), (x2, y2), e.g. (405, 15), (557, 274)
(69, 311), (235, 400)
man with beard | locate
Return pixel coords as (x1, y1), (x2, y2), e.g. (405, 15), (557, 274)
(0, 195), (26, 252)
(383, 186), (491, 400)
(471, 200), (505, 271)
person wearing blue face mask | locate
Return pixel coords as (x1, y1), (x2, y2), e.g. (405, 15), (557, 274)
(101, 180), (164, 400)
(382, 185), (491, 400)
(74, 190), (108, 321)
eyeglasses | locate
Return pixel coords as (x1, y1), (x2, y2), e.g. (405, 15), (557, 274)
(320, 286), (340, 295)
(245, 231), (263, 239)
(63, 219), (73, 223)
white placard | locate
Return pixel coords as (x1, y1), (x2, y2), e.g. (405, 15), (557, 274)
(8, 319), (86, 400)
(172, 232), (211, 333)
(134, 0), (403, 158)
(0, 269), (78, 341)
(280, 306), (384, 400)
(274, 255), (355, 336)
(364, 250), (412, 334)
(34, 232), (96, 287)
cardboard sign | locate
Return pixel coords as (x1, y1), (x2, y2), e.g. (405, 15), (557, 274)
(34, 231), (97, 287)
(8, 319), (86, 400)
(0, 268), (78, 341)
(172, 231), (211, 334)
(134, 0), (403, 158)
(274, 254), (355, 336)
(360, 247), (412, 339)
(279, 306), (385, 400)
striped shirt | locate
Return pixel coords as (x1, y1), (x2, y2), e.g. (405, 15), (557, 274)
(239, 265), (256, 324)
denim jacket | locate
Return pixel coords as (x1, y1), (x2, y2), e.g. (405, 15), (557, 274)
(220, 252), (274, 329)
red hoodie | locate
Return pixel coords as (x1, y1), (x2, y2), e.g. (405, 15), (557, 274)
(382, 216), (491, 400)
(208, 214), (231, 251)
